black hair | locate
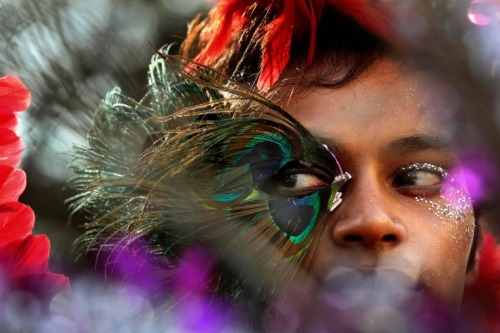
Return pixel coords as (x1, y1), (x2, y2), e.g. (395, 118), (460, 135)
(285, 5), (389, 89)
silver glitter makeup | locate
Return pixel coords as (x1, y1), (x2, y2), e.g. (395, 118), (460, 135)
(400, 162), (448, 177)
(406, 163), (475, 238)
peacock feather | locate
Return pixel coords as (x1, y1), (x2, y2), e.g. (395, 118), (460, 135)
(69, 47), (349, 304)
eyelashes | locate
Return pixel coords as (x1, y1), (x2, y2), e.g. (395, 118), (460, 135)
(392, 162), (448, 197)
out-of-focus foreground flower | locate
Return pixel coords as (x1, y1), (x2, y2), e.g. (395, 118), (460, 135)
(0, 75), (69, 304)
(461, 233), (500, 333)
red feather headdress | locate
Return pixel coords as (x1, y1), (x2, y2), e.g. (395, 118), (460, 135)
(193, 0), (395, 90)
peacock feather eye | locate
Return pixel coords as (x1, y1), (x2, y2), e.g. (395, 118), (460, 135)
(268, 192), (323, 245)
(234, 133), (293, 165)
(209, 124), (347, 254)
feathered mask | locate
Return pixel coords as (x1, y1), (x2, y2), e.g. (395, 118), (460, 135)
(70, 50), (350, 298)
(193, 0), (394, 90)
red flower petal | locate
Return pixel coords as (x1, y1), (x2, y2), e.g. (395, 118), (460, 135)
(9, 272), (70, 301)
(0, 128), (24, 168)
(0, 202), (35, 247)
(0, 165), (26, 204)
(0, 75), (69, 303)
(0, 235), (70, 300)
(0, 235), (49, 277)
(0, 75), (31, 115)
(0, 112), (18, 132)
(9, 271), (70, 300)
(39, 271), (70, 294)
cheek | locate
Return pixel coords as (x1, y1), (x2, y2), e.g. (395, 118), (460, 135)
(412, 174), (476, 255)
(413, 196), (475, 247)
(409, 172), (475, 268)
(415, 174), (475, 241)
(299, 222), (335, 276)
(410, 198), (475, 303)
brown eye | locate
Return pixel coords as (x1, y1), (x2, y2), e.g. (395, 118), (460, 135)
(393, 163), (447, 197)
(272, 172), (329, 198)
(261, 161), (331, 198)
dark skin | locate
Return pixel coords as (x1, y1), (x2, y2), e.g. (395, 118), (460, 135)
(277, 58), (478, 311)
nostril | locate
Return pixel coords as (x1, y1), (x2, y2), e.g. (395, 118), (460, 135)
(343, 234), (397, 244)
(381, 234), (397, 242)
(344, 235), (364, 242)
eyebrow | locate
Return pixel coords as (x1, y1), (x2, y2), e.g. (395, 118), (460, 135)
(315, 134), (454, 158)
(384, 135), (454, 155)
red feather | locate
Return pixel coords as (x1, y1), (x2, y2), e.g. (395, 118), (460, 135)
(259, 0), (329, 89)
(258, 0), (295, 89)
(194, 0), (257, 65)
(303, 0), (324, 65)
(194, 0), (395, 89)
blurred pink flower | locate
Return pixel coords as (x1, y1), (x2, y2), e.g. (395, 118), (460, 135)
(468, 0), (500, 26)
(460, 147), (498, 203)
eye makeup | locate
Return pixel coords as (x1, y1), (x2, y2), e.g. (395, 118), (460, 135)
(399, 162), (447, 177)
(393, 162), (448, 197)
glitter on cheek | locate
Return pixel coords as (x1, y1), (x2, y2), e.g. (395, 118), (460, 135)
(414, 184), (475, 240)
(401, 163), (474, 239)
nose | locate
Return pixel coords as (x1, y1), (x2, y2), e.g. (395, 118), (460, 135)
(331, 175), (406, 249)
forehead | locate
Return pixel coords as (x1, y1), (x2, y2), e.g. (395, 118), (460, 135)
(280, 59), (450, 148)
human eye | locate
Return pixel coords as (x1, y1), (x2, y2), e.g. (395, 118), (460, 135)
(259, 160), (336, 246)
(392, 162), (448, 197)
(262, 161), (330, 198)
(278, 172), (327, 193)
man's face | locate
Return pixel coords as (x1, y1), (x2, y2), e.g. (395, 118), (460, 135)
(280, 58), (476, 310)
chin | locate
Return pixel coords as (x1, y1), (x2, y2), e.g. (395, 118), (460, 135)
(263, 267), (458, 333)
